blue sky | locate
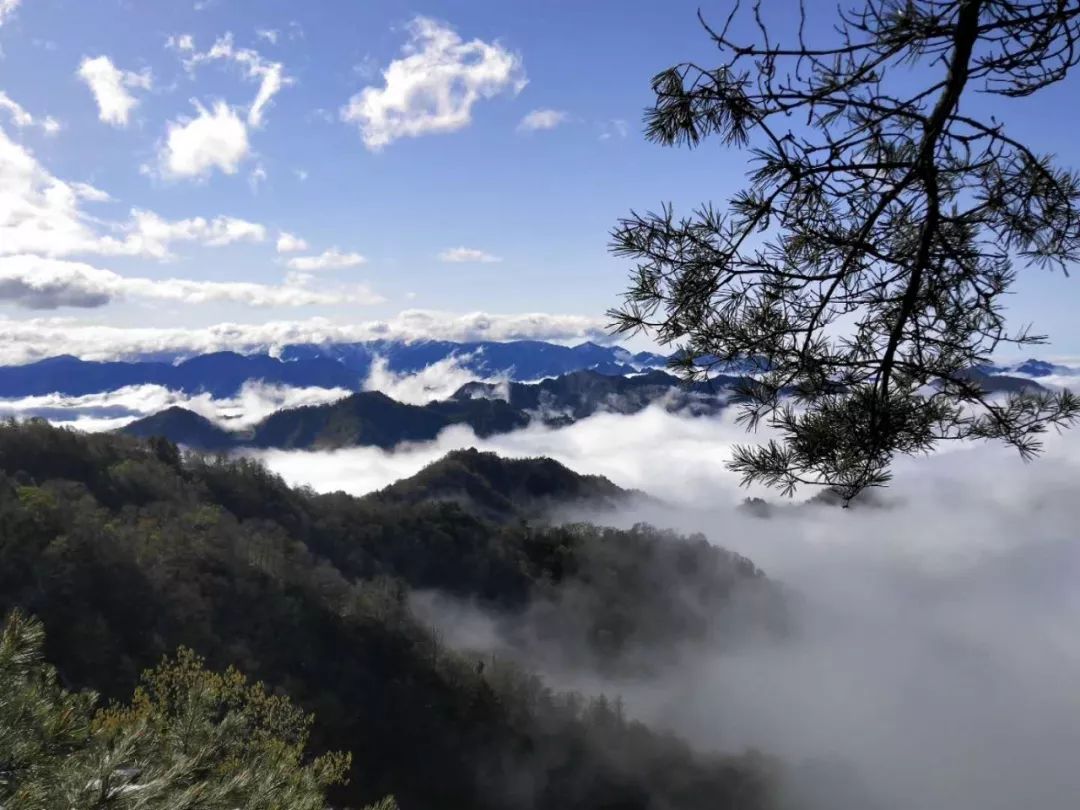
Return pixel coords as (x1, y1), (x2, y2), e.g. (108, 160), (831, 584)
(0, 0), (1077, 361)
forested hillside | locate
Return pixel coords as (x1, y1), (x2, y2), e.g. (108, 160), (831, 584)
(368, 447), (635, 522)
(0, 419), (782, 810)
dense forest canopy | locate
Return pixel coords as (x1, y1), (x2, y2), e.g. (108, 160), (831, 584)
(0, 419), (782, 810)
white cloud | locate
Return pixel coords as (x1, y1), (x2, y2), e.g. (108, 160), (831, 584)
(121, 210), (266, 259)
(362, 353), (499, 404)
(0, 93), (34, 128)
(245, 406), (1080, 810)
(0, 255), (382, 310)
(0, 310), (611, 364)
(285, 248), (366, 271)
(180, 33), (291, 127)
(0, 381), (351, 433)
(167, 33), (195, 52)
(0, 124), (263, 260)
(0, 256), (114, 309)
(248, 163), (267, 192)
(0, 122), (383, 317)
(253, 392), (1059, 505)
(70, 182), (111, 202)
(276, 232), (308, 253)
(250, 406), (743, 500)
(244, 59), (286, 128)
(0, 126), (111, 257)
(0, 92), (60, 135)
(517, 108), (568, 133)
(437, 246), (501, 263)
(599, 118), (629, 140)
(352, 54), (379, 80)
(283, 270), (315, 288)
(156, 34), (290, 181)
(76, 56), (152, 128)
(341, 16), (526, 150)
(0, 0), (21, 26)
(255, 28), (279, 45)
(293, 168), (308, 181)
(158, 100), (251, 178)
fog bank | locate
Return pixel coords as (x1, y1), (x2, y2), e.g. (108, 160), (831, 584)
(253, 405), (748, 501)
(0, 382), (353, 432)
(254, 406), (1080, 810)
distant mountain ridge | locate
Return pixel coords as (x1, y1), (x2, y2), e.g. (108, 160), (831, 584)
(0, 340), (671, 399)
(249, 390), (530, 450)
(1, 340), (1065, 403)
(118, 369), (736, 451)
(117, 364), (1046, 453)
(979, 357), (1078, 378)
(0, 352), (359, 398)
(453, 368), (742, 421)
(279, 339), (669, 379)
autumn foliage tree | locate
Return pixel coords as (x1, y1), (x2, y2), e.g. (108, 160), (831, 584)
(611, 0), (1080, 499)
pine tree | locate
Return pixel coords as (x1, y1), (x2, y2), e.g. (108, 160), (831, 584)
(0, 609), (396, 810)
(0, 609), (97, 809)
(611, 0), (1080, 500)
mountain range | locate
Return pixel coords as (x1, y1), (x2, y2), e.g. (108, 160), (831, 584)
(0, 340), (670, 398)
(119, 369), (739, 451)
(453, 367), (743, 420)
(279, 339), (670, 379)
(979, 358), (1077, 377)
(1, 338), (1061, 458)
(0, 339), (1066, 404)
(120, 362), (1048, 453)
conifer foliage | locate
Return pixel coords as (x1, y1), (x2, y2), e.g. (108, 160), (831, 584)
(0, 609), (365, 810)
(611, 0), (1080, 499)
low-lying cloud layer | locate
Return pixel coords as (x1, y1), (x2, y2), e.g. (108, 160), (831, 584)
(253, 405), (745, 500)
(0, 381), (351, 432)
(0, 310), (611, 365)
(0, 352), (501, 428)
(582, 438), (1080, 810)
(249, 406), (1080, 810)
(361, 353), (507, 405)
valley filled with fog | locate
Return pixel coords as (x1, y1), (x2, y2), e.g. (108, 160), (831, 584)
(264, 400), (1080, 810)
(5, 346), (1080, 810)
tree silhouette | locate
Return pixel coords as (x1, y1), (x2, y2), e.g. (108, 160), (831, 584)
(611, 0), (1080, 500)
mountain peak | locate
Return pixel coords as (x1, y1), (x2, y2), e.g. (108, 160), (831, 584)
(122, 407), (238, 450)
(368, 447), (629, 522)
